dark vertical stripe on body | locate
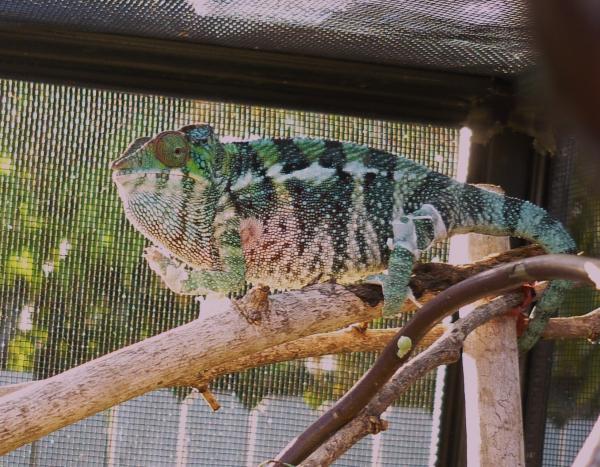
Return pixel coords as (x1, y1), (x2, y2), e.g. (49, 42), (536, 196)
(229, 177), (277, 219)
(286, 179), (311, 259)
(365, 149), (399, 171)
(275, 139), (311, 173)
(403, 172), (454, 221)
(329, 172), (354, 274)
(456, 184), (488, 226)
(227, 142), (277, 219)
(364, 170), (395, 263)
(176, 174), (195, 246)
(320, 141), (346, 170)
(233, 142), (265, 178)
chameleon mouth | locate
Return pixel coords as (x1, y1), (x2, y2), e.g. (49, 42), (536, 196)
(111, 168), (184, 184)
(111, 169), (143, 186)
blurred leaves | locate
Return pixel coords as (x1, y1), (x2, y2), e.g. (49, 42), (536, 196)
(0, 79), (448, 411)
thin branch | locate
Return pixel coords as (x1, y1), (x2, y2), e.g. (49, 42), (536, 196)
(276, 254), (600, 465)
(300, 292), (526, 466)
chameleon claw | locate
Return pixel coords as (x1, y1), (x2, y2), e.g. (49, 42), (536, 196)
(351, 321), (369, 334)
(508, 283), (536, 337)
(366, 415), (389, 435)
(405, 287), (421, 309)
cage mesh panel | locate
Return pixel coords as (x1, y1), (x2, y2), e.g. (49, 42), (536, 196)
(0, 0), (533, 76)
(0, 78), (457, 465)
(543, 139), (600, 466)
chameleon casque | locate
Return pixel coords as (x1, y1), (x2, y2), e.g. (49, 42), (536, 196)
(111, 123), (576, 348)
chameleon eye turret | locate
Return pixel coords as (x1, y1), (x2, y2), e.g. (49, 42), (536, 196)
(154, 131), (191, 168)
(110, 137), (151, 171)
(179, 123), (215, 145)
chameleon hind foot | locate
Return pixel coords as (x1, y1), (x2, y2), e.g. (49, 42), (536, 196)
(506, 284), (536, 337)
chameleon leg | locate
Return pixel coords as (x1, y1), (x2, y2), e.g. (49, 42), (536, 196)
(367, 204), (445, 317)
(144, 246), (246, 295)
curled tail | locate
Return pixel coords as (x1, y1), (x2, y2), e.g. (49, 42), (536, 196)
(444, 182), (576, 350)
(405, 173), (576, 350)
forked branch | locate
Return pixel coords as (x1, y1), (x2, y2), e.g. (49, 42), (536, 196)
(301, 292), (533, 465)
(276, 254), (600, 464)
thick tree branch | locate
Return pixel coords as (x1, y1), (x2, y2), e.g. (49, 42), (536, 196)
(0, 245), (562, 454)
(0, 284), (378, 455)
(0, 245), (543, 398)
(2, 304), (598, 400)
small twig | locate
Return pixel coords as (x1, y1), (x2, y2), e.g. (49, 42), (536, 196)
(300, 292), (536, 465)
(196, 386), (221, 412)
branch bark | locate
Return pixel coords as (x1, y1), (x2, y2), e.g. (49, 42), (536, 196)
(0, 284), (378, 455)
(0, 245), (566, 455)
(300, 292), (539, 466)
(2, 304), (599, 400)
(0, 245), (543, 397)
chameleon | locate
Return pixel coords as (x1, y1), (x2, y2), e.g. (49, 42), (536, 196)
(110, 123), (576, 350)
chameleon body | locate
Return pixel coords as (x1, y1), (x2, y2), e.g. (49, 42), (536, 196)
(111, 124), (576, 350)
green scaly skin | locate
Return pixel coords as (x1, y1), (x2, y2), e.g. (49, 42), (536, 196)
(111, 124), (576, 351)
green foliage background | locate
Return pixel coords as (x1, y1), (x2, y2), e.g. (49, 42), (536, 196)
(0, 79), (459, 411)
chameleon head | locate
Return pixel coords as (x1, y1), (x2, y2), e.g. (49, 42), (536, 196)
(110, 124), (224, 269)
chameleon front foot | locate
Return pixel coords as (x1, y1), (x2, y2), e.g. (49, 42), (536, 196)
(364, 273), (412, 318)
(144, 246), (195, 294)
(351, 321), (370, 333)
(144, 246), (246, 296)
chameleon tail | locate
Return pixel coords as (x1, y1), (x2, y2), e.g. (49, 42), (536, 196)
(448, 183), (576, 351)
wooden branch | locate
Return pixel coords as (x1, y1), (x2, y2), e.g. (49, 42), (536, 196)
(0, 244), (552, 454)
(540, 312), (600, 341)
(0, 381), (32, 398)
(348, 244), (545, 311)
(300, 292), (529, 466)
(2, 299), (598, 401)
(458, 188), (525, 467)
(0, 284), (378, 455)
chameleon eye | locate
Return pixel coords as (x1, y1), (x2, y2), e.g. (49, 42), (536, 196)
(155, 131), (191, 168)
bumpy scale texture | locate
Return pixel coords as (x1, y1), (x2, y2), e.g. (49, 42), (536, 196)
(111, 124), (576, 349)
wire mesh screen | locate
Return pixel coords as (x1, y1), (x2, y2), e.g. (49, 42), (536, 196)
(543, 139), (600, 466)
(0, 78), (459, 466)
(0, 0), (534, 76)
